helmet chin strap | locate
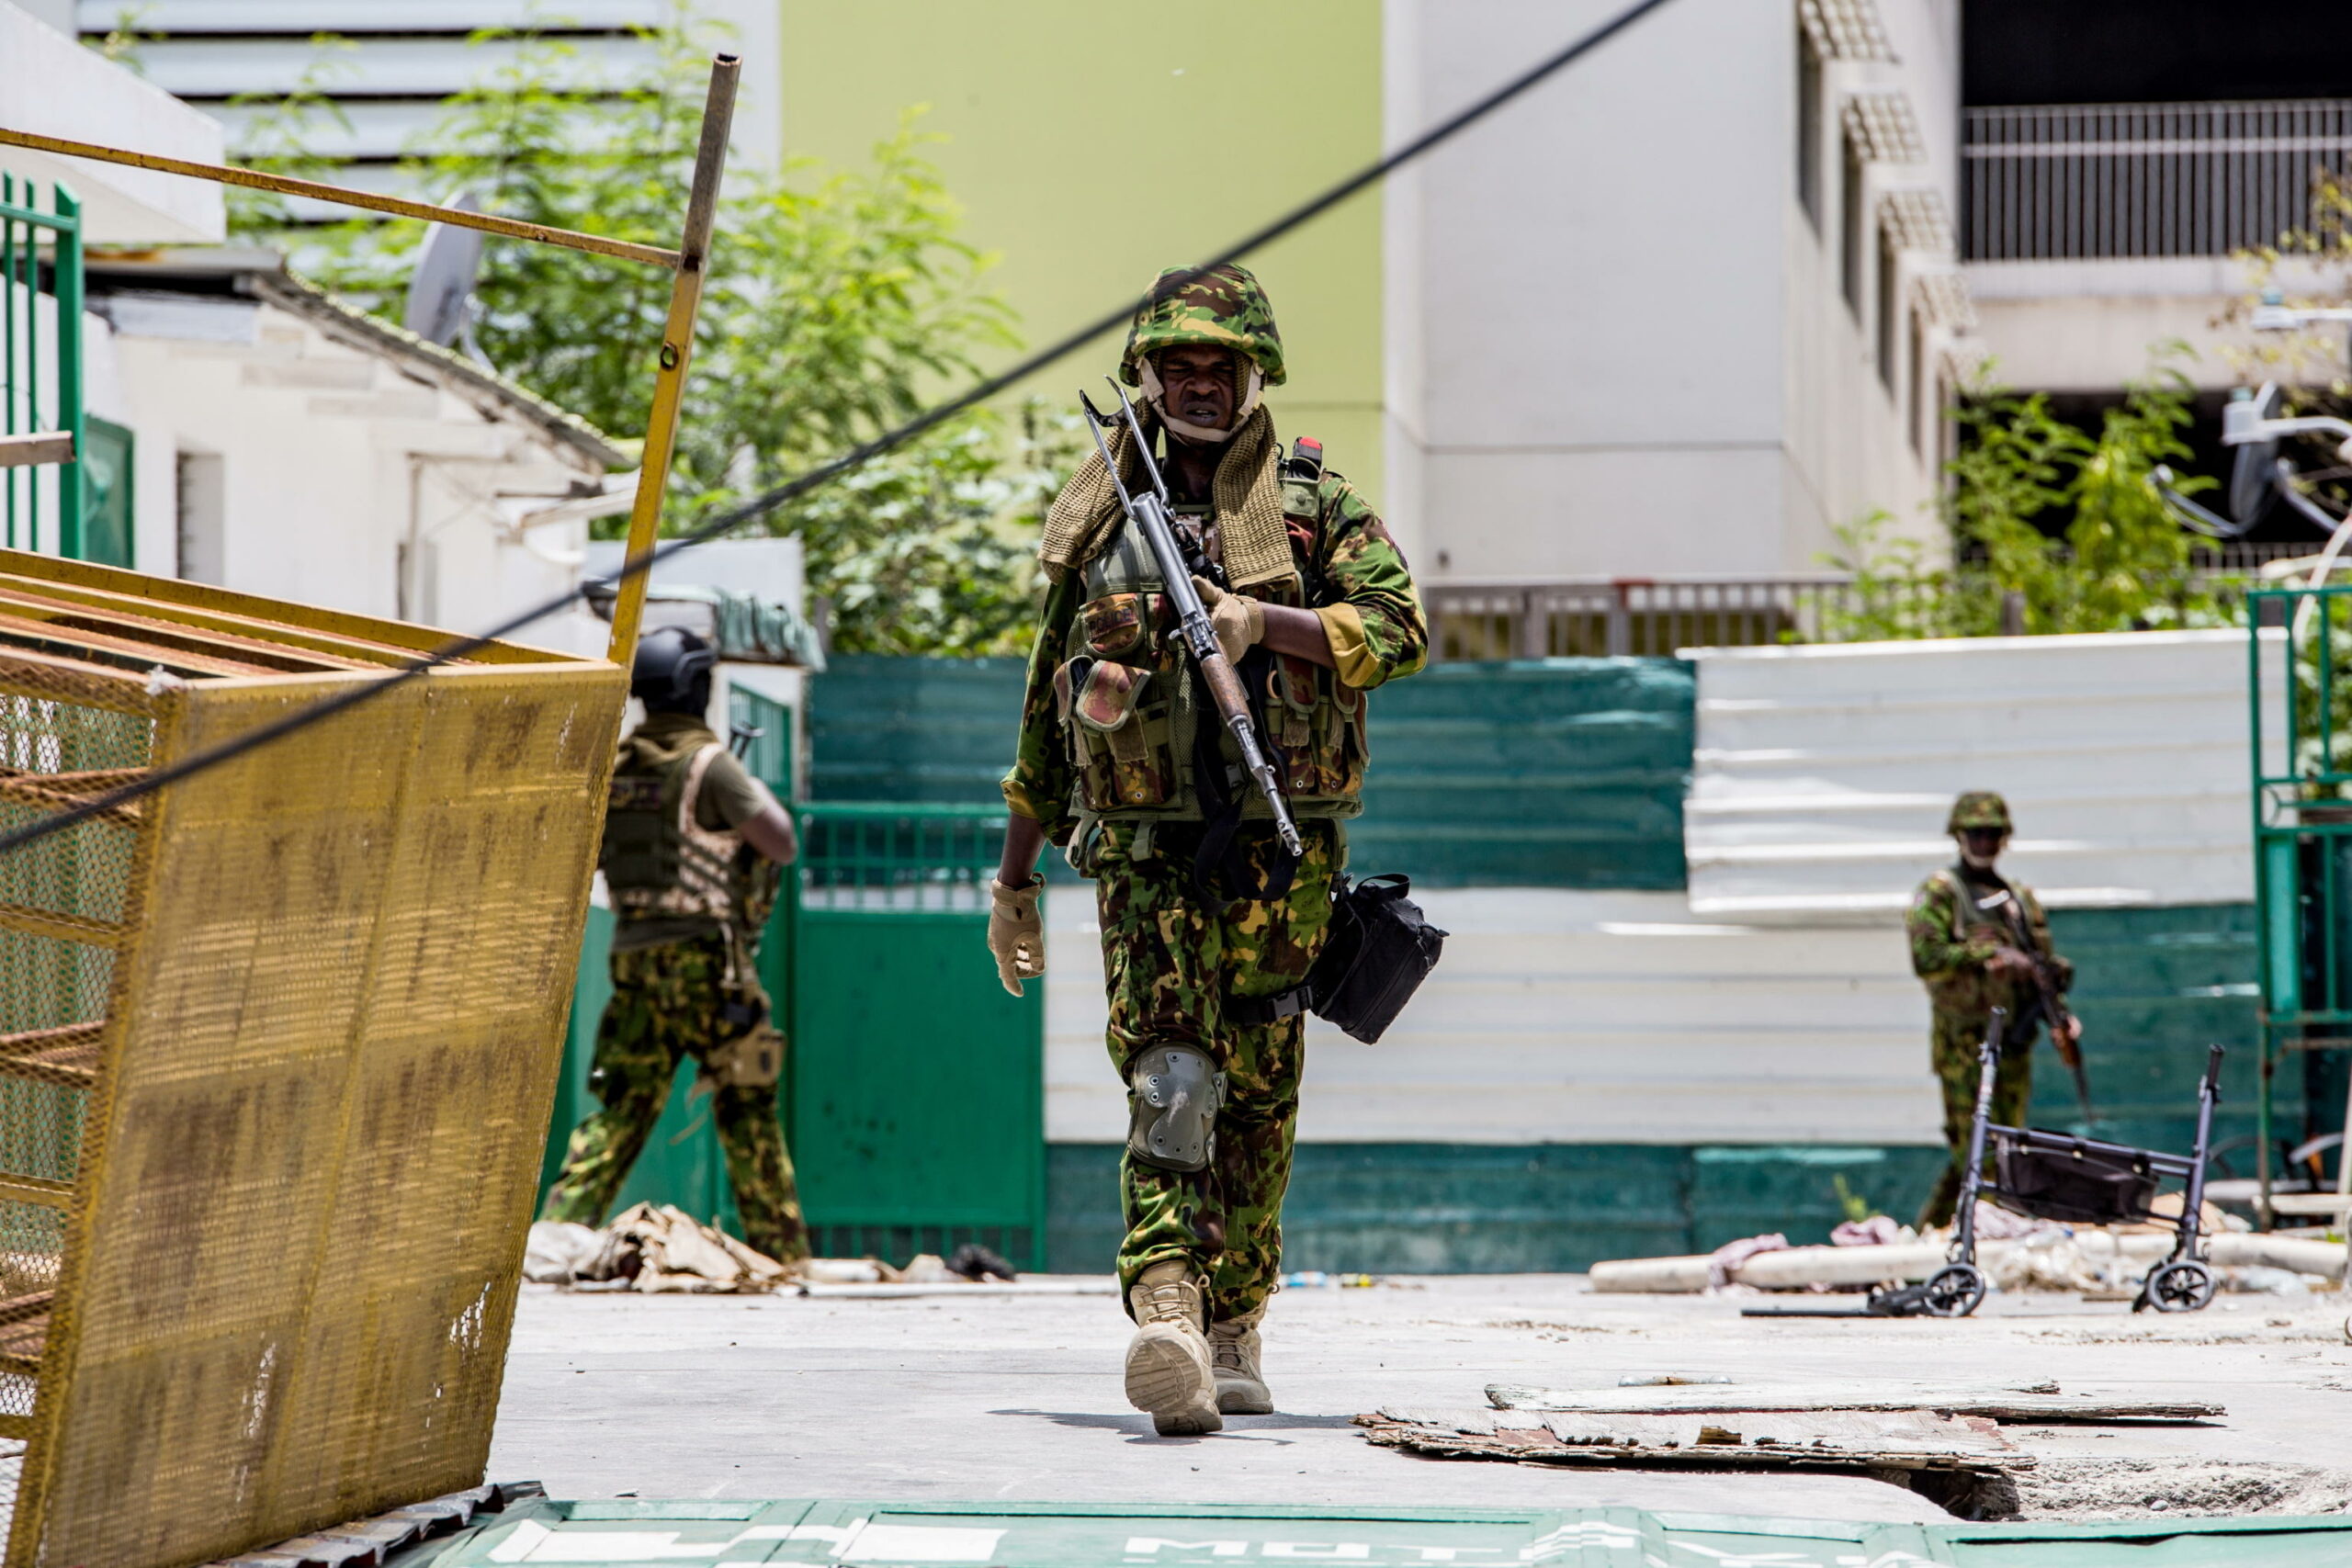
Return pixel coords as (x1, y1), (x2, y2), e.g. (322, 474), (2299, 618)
(1138, 359), (1263, 445)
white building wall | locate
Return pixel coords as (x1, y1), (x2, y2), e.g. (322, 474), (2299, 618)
(91, 296), (610, 649)
(1967, 258), (2292, 393)
(1782, 1), (1962, 562)
(0, 0), (225, 244)
(1385, 0), (1960, 585)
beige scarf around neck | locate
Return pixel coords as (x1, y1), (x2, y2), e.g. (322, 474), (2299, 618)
(1039, 405), (1293, 592)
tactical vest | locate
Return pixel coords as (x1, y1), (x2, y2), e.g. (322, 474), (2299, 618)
(602, 732), (744, 925)
(1055, 440), (1367, 825)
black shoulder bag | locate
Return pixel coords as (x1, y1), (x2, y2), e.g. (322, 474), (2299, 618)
(1227, 874), (1447, 1043)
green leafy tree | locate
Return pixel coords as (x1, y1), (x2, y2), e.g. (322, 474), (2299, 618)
(239, 14), (1055, 655)
(1825, 346), (2222, 638)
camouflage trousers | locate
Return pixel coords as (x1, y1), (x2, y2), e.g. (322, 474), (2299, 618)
(1095, 818), (1340, 1324)
(540, 932), (808, 1263)
(1918, 1008), (2036, 1230)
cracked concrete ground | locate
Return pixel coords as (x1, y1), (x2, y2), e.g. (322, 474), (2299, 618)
(487, 1274), (2352, 1525)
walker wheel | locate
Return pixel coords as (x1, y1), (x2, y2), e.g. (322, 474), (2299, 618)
(1920, 1263), (1988, 1318)
(2141, 1259), (2217, 1314)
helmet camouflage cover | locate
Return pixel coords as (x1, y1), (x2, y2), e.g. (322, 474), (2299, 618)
(1946, 791), (2013, 834)
(1120, 263), (1286, 389)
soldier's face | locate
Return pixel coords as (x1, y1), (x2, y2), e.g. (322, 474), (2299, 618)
(1960, 829), (2006, 866)
(1158, 346), (1238, 433)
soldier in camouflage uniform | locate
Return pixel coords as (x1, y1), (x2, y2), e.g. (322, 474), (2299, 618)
(987, 265), (1426, 1435)
(1906, 790), (2079, 1228)
(541, 626), (810, 1264)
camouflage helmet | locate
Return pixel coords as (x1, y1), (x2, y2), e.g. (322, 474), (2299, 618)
(1947, 791), (2013, 835)
(1120, 263), (1287, 389)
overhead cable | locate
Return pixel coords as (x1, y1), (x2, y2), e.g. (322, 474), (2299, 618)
(0, 0), (1680, 861)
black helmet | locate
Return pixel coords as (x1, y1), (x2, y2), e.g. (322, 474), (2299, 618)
(631, 625), (715, 712)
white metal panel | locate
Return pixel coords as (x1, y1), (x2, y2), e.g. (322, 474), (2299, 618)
(203, 97), (624, 160)
(1044, 886), (1939, 1147)
(80, 0), (664, 28)
(132, 36), (656, 98)
(1685, 629), (2278, 918)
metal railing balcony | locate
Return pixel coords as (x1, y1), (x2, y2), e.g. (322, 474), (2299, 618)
(1424, 547), (2312, 661)
(1963, 98), (2352, 262)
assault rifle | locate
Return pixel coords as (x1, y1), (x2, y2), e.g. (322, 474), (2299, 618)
(2023, 949), (2097, 1130)
(1973, 891), (2096, 1128)
(1077, 381), (1304, 860)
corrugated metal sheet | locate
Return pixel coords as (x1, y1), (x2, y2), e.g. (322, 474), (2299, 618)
(808, 654), (1027, 804)
(1684, 630), (2278, 918)
(1046, 891), (2265, 1155)
(1046, 887), (1939, 1145)
(1352, 659), (1692, 889)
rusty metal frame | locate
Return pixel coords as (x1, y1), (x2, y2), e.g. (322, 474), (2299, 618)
(0, 55), (741, 1567)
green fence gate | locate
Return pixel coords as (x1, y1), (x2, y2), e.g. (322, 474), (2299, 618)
(1, 174), (85, 558)
(786, 803), (1045, 1269)
(2249, 583), (2352, 1220)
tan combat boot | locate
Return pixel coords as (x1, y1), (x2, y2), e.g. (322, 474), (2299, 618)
(1125, 1259), (1221, 1436)
(1209, 1307), (1272, 1415)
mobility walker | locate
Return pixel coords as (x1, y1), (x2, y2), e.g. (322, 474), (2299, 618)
(1882, 1008), (2225, 1318)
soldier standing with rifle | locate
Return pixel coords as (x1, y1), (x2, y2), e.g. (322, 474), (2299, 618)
(987, 265), (1426, 1436)
(1906, 791), (2086, 1228)
(541, 626), (809, 1265)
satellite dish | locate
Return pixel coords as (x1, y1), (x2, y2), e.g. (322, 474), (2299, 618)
(2228, 383), (2283, 529)
(403, 189), (486, 348)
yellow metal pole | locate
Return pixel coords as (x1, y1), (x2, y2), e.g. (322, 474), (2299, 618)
(0, 126), (682, 270)
(604, 54), (740, 668)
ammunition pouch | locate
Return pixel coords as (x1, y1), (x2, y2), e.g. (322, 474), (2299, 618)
(1125, 1043), (1226, 1172)
(705, 1014), (784, 1089)
(1227, 874), (1447, 1044)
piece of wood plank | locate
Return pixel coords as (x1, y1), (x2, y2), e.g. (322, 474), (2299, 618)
(0, 434), (73, 470)
(1358, 1406), (2030, 1473)
(1484, 1381), (2223, 1423)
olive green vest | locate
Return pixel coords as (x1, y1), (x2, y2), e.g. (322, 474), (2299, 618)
(602, 728), (742, 925)
(1055, 460), (1367, 826)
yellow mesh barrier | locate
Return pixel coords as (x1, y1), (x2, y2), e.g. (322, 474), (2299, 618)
(0, 548), (624, 1567)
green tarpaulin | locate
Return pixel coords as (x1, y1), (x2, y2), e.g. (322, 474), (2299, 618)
(414, 1498), (2352, 1566)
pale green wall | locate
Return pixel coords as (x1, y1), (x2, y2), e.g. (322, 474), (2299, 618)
(775, 0), (1385, 503)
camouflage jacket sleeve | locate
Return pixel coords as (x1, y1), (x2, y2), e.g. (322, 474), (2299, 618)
(1906, 872), (2005, 982)
(1000, 572), (1081, 841)
(1307, 473), (1428, 691)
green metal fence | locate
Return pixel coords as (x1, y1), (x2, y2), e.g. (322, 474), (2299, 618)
(0, 175), (84, 558)
(2247, 584), (2352, 1218)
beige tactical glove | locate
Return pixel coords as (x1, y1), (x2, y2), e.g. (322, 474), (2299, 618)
(1192, 576), (1264, 667)
(988, 876), (1046, 997)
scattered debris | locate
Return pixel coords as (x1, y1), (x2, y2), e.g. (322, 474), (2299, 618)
(1833, 1215), (1910, 1247)
(2016, 1457), (2352, 1521)
(1483, 1381), (2222, 1422)
(796, 1279), (1119, 1299)
(1707, 1234), (1789, 1289)
(1592, 1225), (2344, 1296)
(1358, 1405), (2027, 1479)
(524, 1205), (793, 1293)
